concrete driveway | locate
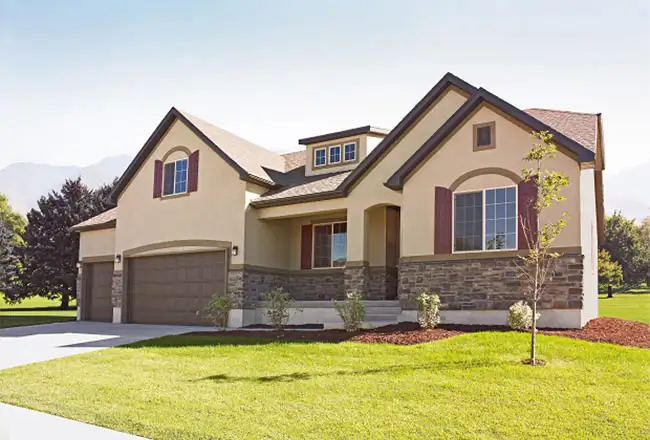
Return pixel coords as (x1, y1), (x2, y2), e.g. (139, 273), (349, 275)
(0, 321), (211, 439)
(0, 321), (210, 370)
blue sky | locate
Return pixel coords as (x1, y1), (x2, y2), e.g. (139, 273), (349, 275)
(0, 0), (648, 173)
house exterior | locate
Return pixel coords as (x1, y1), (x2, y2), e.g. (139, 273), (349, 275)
(73, 73), (605, 329)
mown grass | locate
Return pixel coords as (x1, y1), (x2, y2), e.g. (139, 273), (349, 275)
(599, 293), (650, 324)
(0, 296), (77, 329)
(0, 332), (648, 440)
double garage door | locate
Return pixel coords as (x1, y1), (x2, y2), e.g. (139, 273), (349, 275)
(85, 251), (226, 326)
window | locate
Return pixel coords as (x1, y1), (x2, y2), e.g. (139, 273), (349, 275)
(313, 222), (347, 268)
(473, 122), (496, 150)
(163, 158), (188, 196)
(314, 148), (326, 167)
(454, 186), (517, 252)
(329, 145), (341, 164)
(344, 142), (356, 162)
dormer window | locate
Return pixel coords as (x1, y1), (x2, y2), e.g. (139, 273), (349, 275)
(329, 145), (341, 164)
(163, 158), (188, 196)
(314, 148), (327, 167)
(344, 142), (356, 162)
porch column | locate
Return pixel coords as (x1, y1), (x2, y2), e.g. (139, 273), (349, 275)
(344, 208), (369, 296)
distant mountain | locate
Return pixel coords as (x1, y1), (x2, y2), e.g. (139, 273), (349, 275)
(0, 155), (132, 215)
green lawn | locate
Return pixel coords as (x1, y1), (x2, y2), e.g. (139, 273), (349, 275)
(0, 296), (77, 329)
(0, 333), (648, 440)
(599, 293), (650, 324)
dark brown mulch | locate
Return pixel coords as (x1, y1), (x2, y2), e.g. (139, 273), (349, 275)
(241, 324), (324, 330)
(188, 318), (650, 349)
(541, 317), (650, 349)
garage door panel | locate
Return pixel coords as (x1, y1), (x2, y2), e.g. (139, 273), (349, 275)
(129, 251), (225, 325)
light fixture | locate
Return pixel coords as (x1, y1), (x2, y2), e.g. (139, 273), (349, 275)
(115, 254), (122, 264)
(76, 262), (82, 269)
(231, 246), (239, 257)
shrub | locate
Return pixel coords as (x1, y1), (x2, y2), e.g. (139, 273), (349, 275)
(333, 291), (365, 332)
(508, 301), (540, 330)
(263, 287), (292, 330)
(416, 291), (441, 329)
(198, 293), (235, 329)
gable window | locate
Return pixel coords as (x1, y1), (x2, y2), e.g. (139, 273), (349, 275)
(344, 142), (356, 162)
(329, 145), (341, 164)
(313, 222), (347, 268)
(473, 122), (496, 150)
(314, 148), (327, 167)
(163, 158), (188, 196)
(453, 186), (517, 252)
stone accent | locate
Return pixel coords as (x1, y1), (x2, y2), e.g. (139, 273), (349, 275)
(111, 271), (123, 308)
(76, 267), (83, 318)
(366, 266), (398, 300)
(344, 266), (368, 297)
(228, 267), (345, 303)
(398, 254), (584, 311)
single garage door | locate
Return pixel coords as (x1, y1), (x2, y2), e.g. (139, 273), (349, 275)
(84, 262), (114, 322)
(128, 251), (226, 325)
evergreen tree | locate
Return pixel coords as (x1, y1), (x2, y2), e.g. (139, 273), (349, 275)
(0, 219), (18, 293)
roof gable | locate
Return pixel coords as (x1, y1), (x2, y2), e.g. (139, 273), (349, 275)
(111, 107), (283, 202)
(385, 88), (597, 190)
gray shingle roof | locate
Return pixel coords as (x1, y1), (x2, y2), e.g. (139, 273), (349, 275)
(281, 150), (306, 172)
(251, 172), (350, 206)
(524, 108), (598, 152)
(71, 208), (117, 231)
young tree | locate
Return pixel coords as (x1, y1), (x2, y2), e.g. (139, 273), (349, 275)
(0, 193), (27, 245)
(518, 131), (569, 365)
(598, 249), (623, 296)
(18, 178), (115, 308)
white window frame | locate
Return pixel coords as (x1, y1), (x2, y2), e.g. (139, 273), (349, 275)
(162, 158), (189, 196)
(451, 185), (518, 254)
(314, 147), (327, 167)
(311, 221), (347, 269)
(328, 145), (342, 164)
(343, 142), (357, 162)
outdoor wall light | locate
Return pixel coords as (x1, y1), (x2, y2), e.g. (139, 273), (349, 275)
(115, 254), (122, 264)
(231, 246), (239, 257)
(76, 262), (82, 269)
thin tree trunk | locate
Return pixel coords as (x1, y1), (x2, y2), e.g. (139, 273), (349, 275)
(530, 301), (537, 363)
(60, 293), (69, 309)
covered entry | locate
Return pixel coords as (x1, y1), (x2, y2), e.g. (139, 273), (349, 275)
(83, 261), (114, 322)
(127, 251), (226, 325)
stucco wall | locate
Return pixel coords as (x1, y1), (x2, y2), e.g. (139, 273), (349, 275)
(580, 168), (599, 324)
(79, 228), (115, 259)
(114, 119), (247, 268)
(401, 103), (582, 258)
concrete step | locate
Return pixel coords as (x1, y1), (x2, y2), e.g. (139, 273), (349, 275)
(365, 307), (402, 315)
(365, 313), (401, 321)
(362, 301), (400, 307)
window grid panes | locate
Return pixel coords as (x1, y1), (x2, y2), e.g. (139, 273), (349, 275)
(329, 146), (341, 163)
(485, 187), (517, 250)
(174, 159), (188, 194)
(313, 223), (347, 268)
(454, 192), (483, 251)
(315, 149), (326, 166)
(344, 143), (356, 161)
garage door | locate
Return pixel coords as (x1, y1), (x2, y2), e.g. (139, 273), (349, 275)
(128, 251), (226, 325)
(84, 262), (114, 322)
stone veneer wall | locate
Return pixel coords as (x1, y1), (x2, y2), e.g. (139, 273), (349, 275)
(398, 254), (584, 311)
(111, 271), (124, 309)
(367, 267), (399, 300)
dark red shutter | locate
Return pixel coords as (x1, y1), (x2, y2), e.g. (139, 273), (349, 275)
(188, 150), (199, 192)
(518, 179), (538, 250)
(153, 160), (163, 198)
(300, 225), (313, 269)
(434, 186), (452, 254)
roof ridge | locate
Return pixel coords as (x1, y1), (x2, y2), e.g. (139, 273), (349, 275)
(525, 107), (599, 116)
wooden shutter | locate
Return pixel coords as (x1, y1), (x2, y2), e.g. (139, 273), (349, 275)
(188, 150), (199, 192)
(518, 179), (538, 250)
(300, 225), (313, 269)
(153, 160), (163, 198)
(434, 186), (452, 254)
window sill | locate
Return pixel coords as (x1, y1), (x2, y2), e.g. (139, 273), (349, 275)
(473, 144), (497, 152)
(159, 192), (190, 200)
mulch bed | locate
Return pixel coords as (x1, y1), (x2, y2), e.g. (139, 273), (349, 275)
(189, 318), (650, 349)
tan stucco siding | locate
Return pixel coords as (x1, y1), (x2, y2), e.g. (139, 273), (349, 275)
(115, 120), (247, 268)
(79, 229), (115, 260)
(257, 198), (347, 220)
(367, 206), (386, 266)
(401, 104), (581, 258)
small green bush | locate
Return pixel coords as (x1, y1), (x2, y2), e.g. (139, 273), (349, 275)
(198, 293), (235, 329)
(333, 291), (365, 332)
(508, 301), (540, 330)
(263, 287), (292, 330)
(416, 292), (441, 329)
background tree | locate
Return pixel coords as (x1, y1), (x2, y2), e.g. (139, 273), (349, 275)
(597, 249), (623, 297)
(517, 131), (569, 365)
(17, 178), (116, 308)
(602, 212), (650, 285)
(0, 193), (27, 245)
(0, 219), (18, 294)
